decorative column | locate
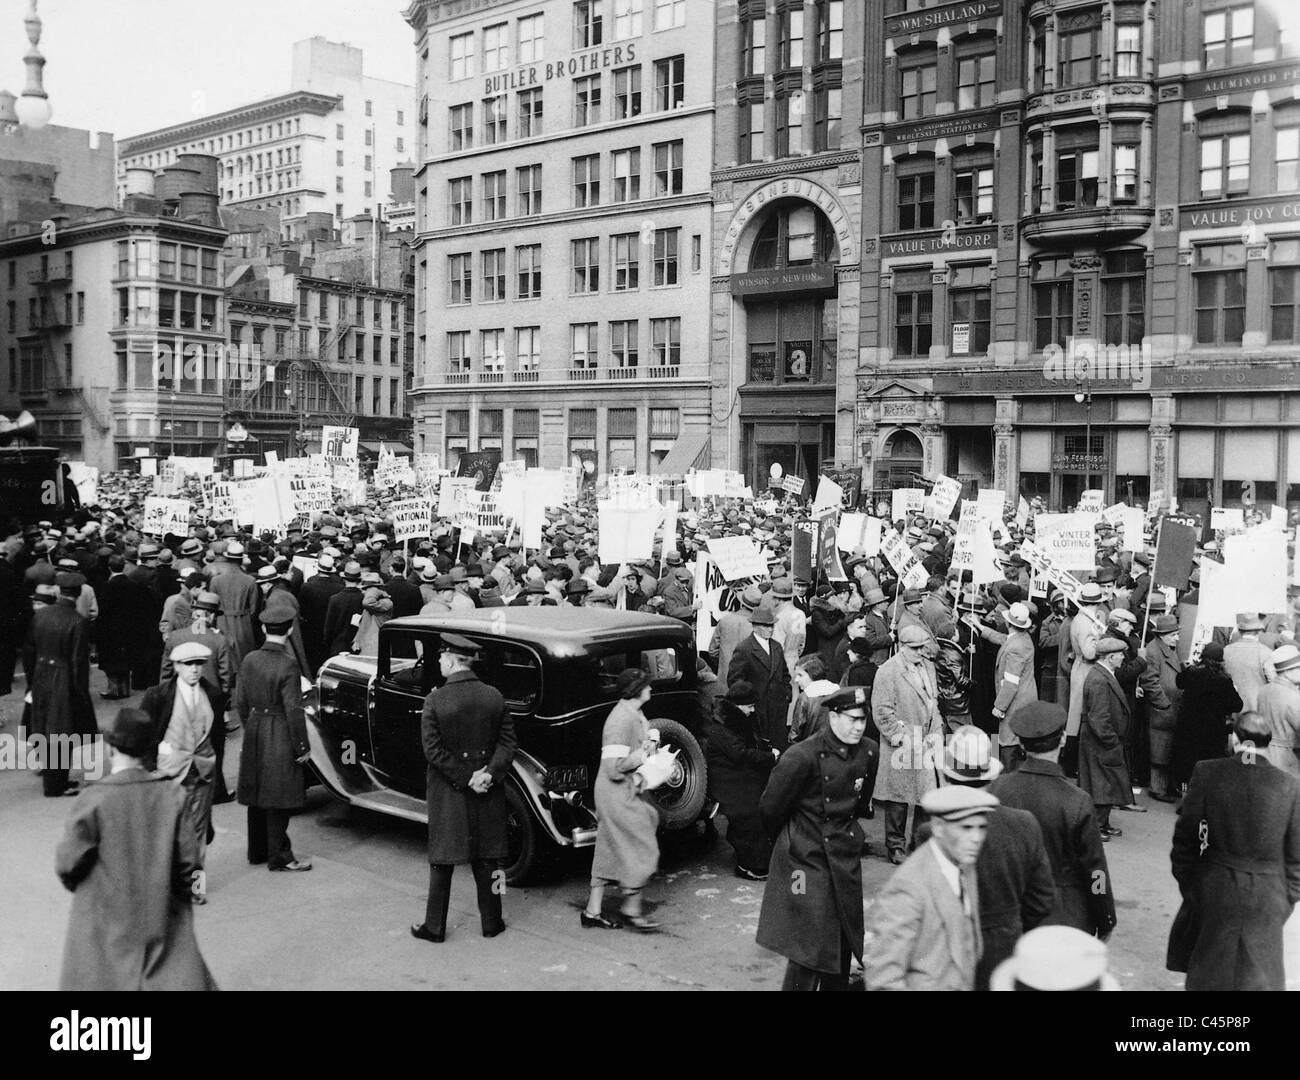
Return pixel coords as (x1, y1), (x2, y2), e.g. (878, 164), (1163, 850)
(1149, 395), (1174, 499)
(921, 400), (943, 479)
(993, 398), (1018, 495)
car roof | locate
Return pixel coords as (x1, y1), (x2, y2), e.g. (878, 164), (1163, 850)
(383, 607), (694, 652)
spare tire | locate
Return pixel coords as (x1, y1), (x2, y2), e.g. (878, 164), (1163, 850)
(647, 718), (707, 830)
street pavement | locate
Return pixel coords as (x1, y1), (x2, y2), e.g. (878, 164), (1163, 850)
(2, 672), (1297, 991)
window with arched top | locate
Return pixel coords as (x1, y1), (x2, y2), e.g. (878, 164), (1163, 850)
(886, 429), (924, 460)
(748, 201), (838, 270)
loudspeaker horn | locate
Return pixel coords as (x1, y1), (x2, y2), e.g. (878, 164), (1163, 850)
(0, 410), (38, 446)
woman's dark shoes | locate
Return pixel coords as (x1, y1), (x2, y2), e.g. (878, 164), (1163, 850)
(1100, 826), (1123, 841)
(410, 923), (445, 944)
(580, 911), (622, 930)
(621, 914), (661, 933)
(269, 859), (312, 872)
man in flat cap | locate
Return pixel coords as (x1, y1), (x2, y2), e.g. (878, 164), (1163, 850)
(235, 594), (312, 872)
(141, 640), (224, 901)
(756, 685), (878, 990)
(863, 785), (999, 991)
(23, 571), (97, 796)
(412, 632), (517, 944)
(871, 622), (944, 864)
(1079, 637), (1135, 841)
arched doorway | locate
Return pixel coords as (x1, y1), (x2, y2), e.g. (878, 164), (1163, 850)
(878, 428), (925, 489)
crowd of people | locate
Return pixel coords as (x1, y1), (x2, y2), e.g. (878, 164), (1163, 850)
(4, 466), (1300, 992)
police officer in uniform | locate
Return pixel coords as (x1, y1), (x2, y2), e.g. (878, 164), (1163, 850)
(411, 633), (517, 944)
(755, 686), (879, 990)
(235, 594), (312, 872)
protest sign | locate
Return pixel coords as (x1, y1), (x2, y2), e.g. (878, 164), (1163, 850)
(142, 497), (191, 537)
(322, 426), (358, 460)
(815, 509), (848, 582)
(791, 523), (815, 582)
(454, 490), (508, 532)
(891, 488), (925, 522)
(812, 475), (844, 512)
(838, 513), (883, 557)
(1116, 506), (1146, 553)
(154, 459), (181, 497)
(950, 516), (1002, 585)
(291, 555), (318, 583)
(1018, 540), (1103, 629)
(781, 474), (806, 497)
(705, 536), (770, 582)
(976, 488), (1007, 522)
(1222, 530), (1288, 614)
(1101, 502), (1129, 526)
(375, 454), (414, 490)
(389, 498), (433, 544)
(1033, 512), (1097, 571)
(694, 552), (729, 653)
(929, 475), (963, 519)
(1015, 496), (1031, 528)
(1078, 489), (1104, 513)
(437, 477), (477, 519)
(1209, 506), (1244, 533)
(822, 466), (863, 509)
(1152, 517), (1198, 590)
(286, 476), (332, 523)
(880, 531), (928, 590)
(66, 462), (98, 506)
(597, 502), (660, 563)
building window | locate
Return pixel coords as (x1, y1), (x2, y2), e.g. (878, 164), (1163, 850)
(481, 330), (506, 373)
(572, 237), (600, 293)
(949, 265), (991, 355)
(482, 170), (507, 220)
(449, 31), (474, 80)
(519, 13), (544, 62)
(1277, 127), (1299, 192)
(449, 253), (472, 304)
(956, 51), (995, 111)
(1113, 142), (1139, 202)
(776, 91), (805, 157)
(482, 249), (506, 302)
(158, 242), (176, 280)
(76, 292), (85, 324)
(750, 203), (832, 267)
(1204, 6), (1253, 69)
(740, 100), (765, 163)
(448, 331), (471, 373)
(1031, 257), (1074, 350)
(650, 317), (681, 367)
(743, 15), (766, 76)
(449, 176), (473, 224)
(516, 327), (541, 371)
(612, 233), (640, 290)
(571, 323), (598, 368)
(653, 228), (679, 286)
(608, 408), (637, 471)
(898, 169), (935, 230)
(613, 65), (642, 119)
(653, 140), (683, 195)
(517, 243), (542, 299)
(813, 86), (842, 152)
(953, 163), (993, 225)
(483, 22), (509, 72)
(654, 55), (685, 109)
(818, 0), (843, 61)
(574, 74), (602, 126)
(1194, 243), (1246, 345)
(1103, 249), (1146, 346)
(610, 320), (639, 367)
(1055, 146), (1099, 209)
(654, 0), (685, 30)
(894, 275), (933, 358)
(518, 88), (543, 137)
(364, 181), (373, 197)
(319, 291), (329, 320)
(1200, 132), (1250, 198)
(1268, 238), (1300, 342)
(337, 176), (345, 193)
(613, 0), (642, 39)
(611, 148), (641, 201)
(483, 95), (506, 143)
(692, 233), (702, 271)
(779, 6), (803, 68)
(390, 337), (399, 365)
(573, 154), (600, 206)
(575, 0), (603, 48)
(516, 164), (543, 215)
(336, 124), (345, 139)
(1114, 24), (1142, 77)
(1057, 20), (1099, 87)
(900, 61), (937, 120)
(364, 155), (372, 172)
(397, 109), (405, 125)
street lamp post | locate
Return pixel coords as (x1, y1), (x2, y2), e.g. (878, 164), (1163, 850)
(1074, 380), (1093, 496)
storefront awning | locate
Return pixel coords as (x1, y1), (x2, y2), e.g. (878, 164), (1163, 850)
(359, 441), (414, 455)
(657, 431), (710, 475)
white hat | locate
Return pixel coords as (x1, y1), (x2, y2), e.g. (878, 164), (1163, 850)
(224, 540), (245, 558)
(169, 640), (213, 664)
(942, 725), (1003, 784)
(989, 926), (1119, 991)
(1004, 602), (1032, 630)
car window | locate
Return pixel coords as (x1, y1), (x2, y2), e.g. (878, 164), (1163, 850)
(381, 629), (433, 693)
(594, 646), (683, 691)
(477, 642), (541, 711)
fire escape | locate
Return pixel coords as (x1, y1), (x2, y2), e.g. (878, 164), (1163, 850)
(222, 318), (355, 431)
(28, 263), (112, 436)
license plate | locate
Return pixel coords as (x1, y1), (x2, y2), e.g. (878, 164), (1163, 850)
(543, 765), (589, 792)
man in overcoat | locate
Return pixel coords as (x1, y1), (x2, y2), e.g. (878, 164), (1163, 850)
(1223, 613), (1273, 712)
(988, 702), (1117, 939)
(298, 552), (344, 675)
(756, 687), (878, 990)
(412, 633), (517, 943)
(55, 707), (216, 991)
(991, 601), (1038, 772)
(323, 561), (366, 658)
(863, 785), (999, 991)
(727, 602), (792, 752)
(96, 553), (153, 699)
(23, 572), (96, 796)
(1079, 638), (1133, 841)
(1139, 614), (1183, 801)
(871, 623), (943, 863)
(1063, 583), (1105, 776)
(209, 541), (259, 668)
(1257, 645), (1300, 777)
(235, 594), (312, 872)
(1169, 711), (1300, 990)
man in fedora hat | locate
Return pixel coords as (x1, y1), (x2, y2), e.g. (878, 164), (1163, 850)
(1080, 638), (1135, 840)
(96, 553), (153, 700)
(769, 578), (806, 679)
(863, 785), (999, 991)
(55, 707), (216, 990)
(872, 623), (944, 864)
(757, 685), (878, 990)
(728, 602), (793, 752)
(256, 563), (310, 674)
(1258, 645), (1300, 777)
(989, 925), (1119, 991)
(708, 583), (760, 681)
(323, 561), (366, 658)
(235, 594), (313, 873)
(1063, 581), (1106, 776)
(1169, 711), (1300, 990)
(1224, 612), (1273, 712)
(938, 725), (1056, 990)
(1140, 613), (1183, 801)
(992, 602), (1038, 772)
(208, 540), (258, 668)
(412, 632), (516, 944)
(297, 551), (344, 676)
